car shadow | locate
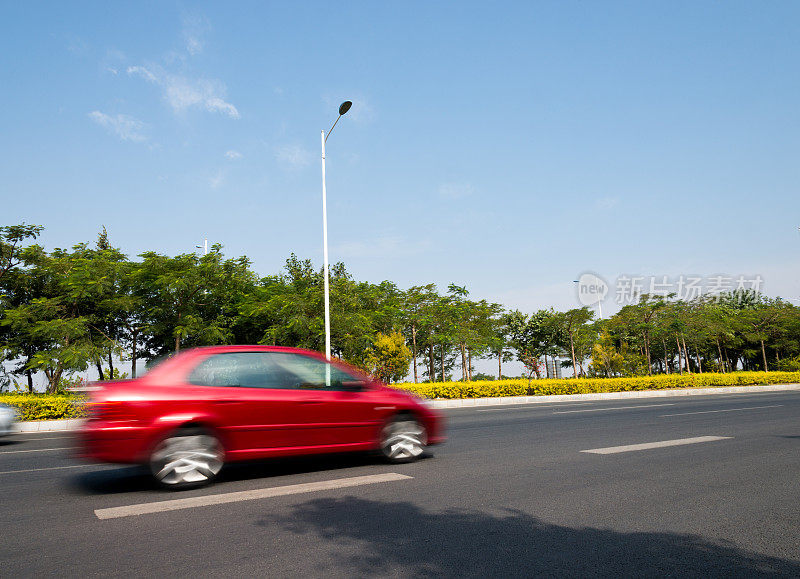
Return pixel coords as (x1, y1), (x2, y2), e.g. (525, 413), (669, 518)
(258, 496), (800, 577)
(0, 439), (22, 447)
(70, 451), (430, 495)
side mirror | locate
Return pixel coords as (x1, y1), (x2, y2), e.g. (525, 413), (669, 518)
(340, 380), (367, 392)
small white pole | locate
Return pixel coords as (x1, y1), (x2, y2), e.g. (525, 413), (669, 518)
(204, 238), (208, 255)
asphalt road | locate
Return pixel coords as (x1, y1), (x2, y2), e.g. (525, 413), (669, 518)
(2, 391), (799, 577)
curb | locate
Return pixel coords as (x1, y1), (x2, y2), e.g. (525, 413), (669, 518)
(428, 383), (800, 409)
(14, 419), (85, 433)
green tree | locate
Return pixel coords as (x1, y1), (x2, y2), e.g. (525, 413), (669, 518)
(365, 330), (412, 383)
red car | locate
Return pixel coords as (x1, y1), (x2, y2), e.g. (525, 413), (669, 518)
(78, 346), (445, 489)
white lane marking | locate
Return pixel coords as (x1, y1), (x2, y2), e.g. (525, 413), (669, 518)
(0, 447), (73, 455)
(553, 403), (675, 414)
(582, 436), (732, 455)
(12, 436), (72, 441)
(0, 464), (92, 475)
(661, 404), (783, 417)
(95, 472), (413, 520)
(475, 403), (596, 412)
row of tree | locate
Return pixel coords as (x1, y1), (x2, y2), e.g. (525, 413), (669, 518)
(2, 224), (799, 392)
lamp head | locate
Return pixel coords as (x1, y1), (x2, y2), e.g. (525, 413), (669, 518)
(338, 101), (352, 116)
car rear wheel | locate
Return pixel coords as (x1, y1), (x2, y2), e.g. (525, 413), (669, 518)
(149, 428), (223, 489)
(380, 416), (427, 463)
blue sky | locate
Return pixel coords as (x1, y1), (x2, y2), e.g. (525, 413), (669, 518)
(3, 1), (800, 315)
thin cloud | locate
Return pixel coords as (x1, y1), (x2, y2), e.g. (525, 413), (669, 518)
(209, 169), (225, 189)
(595, 196), (620, 210)
(182, 14), (209, 56)
(225, 150), (242, 160)
(438, 183), (474, 200)
(88, 111), (147, 142)
(127, 65), (240, 119)
(276, 144), (312, 169)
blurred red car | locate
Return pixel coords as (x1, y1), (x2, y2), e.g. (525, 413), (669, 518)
(78, 346), (445, 489)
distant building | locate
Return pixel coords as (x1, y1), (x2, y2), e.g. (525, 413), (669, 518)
(546, 359), (562, 379)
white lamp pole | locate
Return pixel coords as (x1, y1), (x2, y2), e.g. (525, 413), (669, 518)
(321, 101), (352, 361)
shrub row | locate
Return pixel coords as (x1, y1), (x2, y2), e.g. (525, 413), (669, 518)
(392, 371), (800, 399)
(0, 394), (87, 421)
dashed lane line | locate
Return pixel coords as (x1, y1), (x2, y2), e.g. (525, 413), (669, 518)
(553, 403), (675, 414)
(660, 404), (783, 417)
(95, 472), (414, 520)
(0, 464), (93, 475)
(581, 436), (732, 455)
(0, 447), (74, 455)
(474, 403), (597, 412)
(10, 436), (72, 441)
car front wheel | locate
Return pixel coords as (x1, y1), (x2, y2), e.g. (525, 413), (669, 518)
(380, 416), (427, 463)
(149, 428), (224, 489)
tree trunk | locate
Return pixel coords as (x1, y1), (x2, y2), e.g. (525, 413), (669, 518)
(569, 332), (578, 378)
(411, 324), (418, 383)
(716, 338), (725, 373)
(429, 345), (435, 382)
(694, 345), (703, 373)
(544, 354), (549, 378)
(95, 362), (104, 381)
(440, 345), (445, 382)
(26, 369), (33, 393)
(131, 328), (138, 379)
(761, 339), (768, 372)
(175, 311), (182, 352)
(467, 349), (472, 381)
(643, 335), (652, 375)
(108, 350), (114, 379)
(498, 351), (502, 380)
(676, 337), (684, 375)
(662, 339), (669, 374)
(681, 335), (690, 373)
(460, 343), (467, 381)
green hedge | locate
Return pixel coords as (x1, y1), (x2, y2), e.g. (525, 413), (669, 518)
(0, 394), (86, 421)
(392, 371), (800, 400)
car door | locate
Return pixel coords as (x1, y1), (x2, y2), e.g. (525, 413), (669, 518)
(187, 351), (308, 456)
(267, 352), (385, 448)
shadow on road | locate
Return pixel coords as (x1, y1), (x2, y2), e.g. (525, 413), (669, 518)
(260, 497), (800, 577)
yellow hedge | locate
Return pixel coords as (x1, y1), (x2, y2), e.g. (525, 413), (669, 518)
(0, 395), (87, 421)
(391, 371), (800, 399)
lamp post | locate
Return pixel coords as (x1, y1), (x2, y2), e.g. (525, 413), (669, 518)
(321, 100), (352, 361)
(196, 239), (208, 255)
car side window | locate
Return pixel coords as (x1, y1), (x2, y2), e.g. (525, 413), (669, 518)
(188, 352), (361, 390)
(269, 353), (361, 390)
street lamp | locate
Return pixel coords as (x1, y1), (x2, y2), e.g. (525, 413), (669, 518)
(196, 238), (208, 255)
(321, 101), (352, 361)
